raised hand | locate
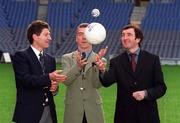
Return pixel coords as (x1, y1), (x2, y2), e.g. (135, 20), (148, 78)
(76, 51), (88, 70)
(94, 46), (108, 72)
(98, 46), (108, 59)
(95, 56), (106, 72)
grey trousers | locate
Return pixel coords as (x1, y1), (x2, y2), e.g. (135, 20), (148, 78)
(39, 106), (53, 123)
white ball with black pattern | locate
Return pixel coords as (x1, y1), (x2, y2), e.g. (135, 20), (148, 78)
(85, 22), (106, 45)
(91, 9), (100, 17)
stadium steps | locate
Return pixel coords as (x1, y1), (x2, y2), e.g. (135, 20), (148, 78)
(37, 0), (48, 20)
(130, 6), (147, 25)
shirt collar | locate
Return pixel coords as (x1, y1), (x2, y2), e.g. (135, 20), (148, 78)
(31, 45), (43, 60)
(78, 49), (92, 59)
(127, 48), (140, 56)
(84, 50), (92, 57)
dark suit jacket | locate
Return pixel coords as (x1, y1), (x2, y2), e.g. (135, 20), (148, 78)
(11, 47), (57, 123)
(100, 50), (167, 123)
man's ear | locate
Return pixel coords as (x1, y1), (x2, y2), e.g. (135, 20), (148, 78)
(136, 38), (140, 44)
(32, 34), (38, 41)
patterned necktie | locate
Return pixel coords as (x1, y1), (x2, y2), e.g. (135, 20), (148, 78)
(81, 52), (86, 60)
(81, 52), (86, 73)
(39, 52), (45, 74)
(130, 54), (136, 72)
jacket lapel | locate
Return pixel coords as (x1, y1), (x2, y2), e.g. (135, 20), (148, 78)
(70, 51), (97, 73)
(27, 47), (43, 74)
(43, 53), (49, 73)
(121, 51), (146, 78)
(69, 51), (79, 68)
(135, 50), (145, 77)
(120, 52), (139, 79)
(84, 51), (96, 72)
(121, 53), (135, 77)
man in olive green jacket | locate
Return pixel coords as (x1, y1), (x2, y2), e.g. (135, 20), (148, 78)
(61, 23), (106, 123)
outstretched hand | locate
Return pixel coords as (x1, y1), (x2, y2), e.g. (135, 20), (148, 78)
(95, 46), (108, 72)
(49, 70), (67, 82)
(98, 46), (108, 59)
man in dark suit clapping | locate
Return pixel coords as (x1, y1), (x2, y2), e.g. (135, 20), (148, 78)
(11, 20), (67, 123)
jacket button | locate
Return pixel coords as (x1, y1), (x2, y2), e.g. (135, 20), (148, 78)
(80, 87), (85, 91)
(45, 98), (48, 102)
(43, 103), (45, 106)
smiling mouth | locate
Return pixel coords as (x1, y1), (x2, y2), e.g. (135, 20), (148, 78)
(82, 41), (88, 43)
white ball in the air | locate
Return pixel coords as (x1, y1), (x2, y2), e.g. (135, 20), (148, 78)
(84, 22), (106, 45)
(91, 9), (100, 17)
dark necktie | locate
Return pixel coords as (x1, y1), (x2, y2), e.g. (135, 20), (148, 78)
(39, 52), (45, 74)
(130, 54), (136, 72)
(39, 52), (49, 106)
(81, 52), (86, 73)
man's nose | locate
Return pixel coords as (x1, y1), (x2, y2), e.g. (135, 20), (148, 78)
(48, 35), (52, 40)
(123, 35), (129, 40)
(82, 35), (87, 40)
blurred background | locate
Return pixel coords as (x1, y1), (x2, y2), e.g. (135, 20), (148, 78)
(0, 0), (180, 123)
(0, 0), (179, 63)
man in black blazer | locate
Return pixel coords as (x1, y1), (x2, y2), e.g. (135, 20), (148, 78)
(96, 24), (167, 123)
(11, 20), (67, 123)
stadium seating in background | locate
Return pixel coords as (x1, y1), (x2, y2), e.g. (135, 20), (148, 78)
(1, 0), (178, 61)
(0, 0), (38, 55)
(0, 1), (16, 54)
(0, 0), (134, 59)
(141, 2), (180, 59)
(47, 0), (134, 58)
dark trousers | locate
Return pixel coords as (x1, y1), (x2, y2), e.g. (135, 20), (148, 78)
(82, 112), (87, 123)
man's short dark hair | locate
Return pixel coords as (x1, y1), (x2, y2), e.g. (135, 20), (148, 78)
(76, 23), (89, 32)
(27, 20), (50, 44)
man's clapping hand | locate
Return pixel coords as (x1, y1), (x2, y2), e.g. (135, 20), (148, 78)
(49, 70), (67, 82)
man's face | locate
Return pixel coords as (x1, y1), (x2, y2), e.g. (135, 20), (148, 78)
(76, 27), (91, 49)
(121, 28), (140, 51)
(33, 28), (52, 50)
